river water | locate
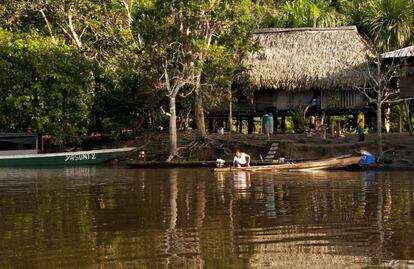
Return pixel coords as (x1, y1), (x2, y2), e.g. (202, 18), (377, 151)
(0, 167), (413, 268)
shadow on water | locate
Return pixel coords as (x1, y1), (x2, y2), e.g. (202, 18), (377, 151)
(0, 168), (413, 268)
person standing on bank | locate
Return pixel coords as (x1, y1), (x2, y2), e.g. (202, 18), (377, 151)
(309, 114), (316, 133)
(233, 150), (251, 167)
(357, 111), (365, 142)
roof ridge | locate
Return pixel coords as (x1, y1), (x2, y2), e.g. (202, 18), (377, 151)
(254, 26), (357, 34)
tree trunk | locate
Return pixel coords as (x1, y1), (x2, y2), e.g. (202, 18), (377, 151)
(377, 100), (383, 155)
(228, 90), (233, 132)
(384, 108), (390, 133)
(169, 96), (178, 156)
(184, 108), (191, 130)
(399, 103), (403, 133)
(194, 73), (207, 136)
(194, 92), (206, 136)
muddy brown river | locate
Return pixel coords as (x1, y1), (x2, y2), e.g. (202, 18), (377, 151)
(0, 167), (413, 268)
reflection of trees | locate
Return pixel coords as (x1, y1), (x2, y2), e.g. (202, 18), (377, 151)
(1, 169), (414, 268)
(373, 172), (414, 265)
(230, 171), (414, 268)
(0, 168), (98, 268)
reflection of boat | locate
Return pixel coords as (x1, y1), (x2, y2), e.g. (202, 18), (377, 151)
(0, 133), (135, 167)
(213, 155), (362, 172)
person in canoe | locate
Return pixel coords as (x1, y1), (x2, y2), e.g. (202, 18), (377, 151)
(233, 150), (251, 167)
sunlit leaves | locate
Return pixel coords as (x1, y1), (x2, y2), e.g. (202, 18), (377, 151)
(0, 29), (94, 143)
(362, 0), (414, 52)
(277, 0), (345, 28)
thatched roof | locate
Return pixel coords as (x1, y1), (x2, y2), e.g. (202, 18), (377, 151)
(247, 26), (372, 91)
(382, 45), (414, 58)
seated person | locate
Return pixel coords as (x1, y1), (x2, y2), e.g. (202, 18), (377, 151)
(233, 150), (251, 167)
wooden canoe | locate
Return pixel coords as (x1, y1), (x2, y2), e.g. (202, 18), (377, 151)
(126, 160), (272, 168)
(213, 155), (361, 172)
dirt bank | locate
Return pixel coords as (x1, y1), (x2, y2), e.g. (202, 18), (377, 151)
(122, 131), (414, 166)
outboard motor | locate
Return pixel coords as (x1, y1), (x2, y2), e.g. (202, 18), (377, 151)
(138, 151), (147, 161)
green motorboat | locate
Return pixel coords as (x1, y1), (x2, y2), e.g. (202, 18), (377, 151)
(0, 133), (135, 167)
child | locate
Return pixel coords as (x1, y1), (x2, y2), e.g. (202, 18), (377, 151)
(233, 150), (251, 167)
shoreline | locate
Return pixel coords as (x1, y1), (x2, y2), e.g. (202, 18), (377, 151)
(118, 131), (414, 169)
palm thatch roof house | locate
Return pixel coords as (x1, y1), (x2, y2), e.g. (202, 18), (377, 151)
(382, 45), (414, 98)
(208, 26), (372, 132)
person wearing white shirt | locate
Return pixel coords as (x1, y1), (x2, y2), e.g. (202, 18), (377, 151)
(233, 150), (251, 167)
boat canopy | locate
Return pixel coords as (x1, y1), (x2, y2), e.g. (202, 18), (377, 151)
(0, 133), (38, 155)
(0, 133), (38, 145)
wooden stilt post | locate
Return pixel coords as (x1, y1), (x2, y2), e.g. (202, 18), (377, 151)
(330, 120), (335, 137)
(405, 101), (413, 135)
(239, 117), (243, 133)
(208, 118), (214, 132)
(281, 116), (286, 133)
(248, 116), (254, 134)
(274, 116), (278, 133)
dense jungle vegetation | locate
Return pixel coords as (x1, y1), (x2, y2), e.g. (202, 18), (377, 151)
(0, 0), (413, 145)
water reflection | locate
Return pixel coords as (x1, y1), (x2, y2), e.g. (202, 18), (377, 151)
(0, 168), (414, 268)
(232, 171), (251, 199)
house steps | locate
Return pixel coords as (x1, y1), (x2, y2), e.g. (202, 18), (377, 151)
(264, 142), (279, 162)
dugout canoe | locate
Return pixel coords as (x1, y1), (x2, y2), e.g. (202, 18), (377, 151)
(213, 155), (362, 172)
(126, 160), (272, 168)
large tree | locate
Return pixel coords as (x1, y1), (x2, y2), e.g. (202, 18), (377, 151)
(133, 0), (264, 153)
(0, 29), (95, 143)
(0, 0), (152, 138)
(155, 0), (265, 137)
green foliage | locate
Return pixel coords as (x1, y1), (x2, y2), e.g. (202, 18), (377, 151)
(0, 29), (94, 144)
(362, 0), (414, 52)
(1, 0), (414, 145)
(290, 107), (306, 133)
(338, 0), (414, 52)
(276, 0), (345, 27)
(96, 59), (165, 133)
(132, 0), (265, 114)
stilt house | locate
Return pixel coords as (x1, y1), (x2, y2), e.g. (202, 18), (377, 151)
(382, 46), (414, 98)
(208, 26), (372, 132)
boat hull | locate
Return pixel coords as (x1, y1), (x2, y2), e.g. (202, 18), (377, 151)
(213, 155), (362, 172)
(0, 147), (136, 167)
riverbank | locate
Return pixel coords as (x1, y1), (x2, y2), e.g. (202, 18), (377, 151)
(120, 131), (414, 166)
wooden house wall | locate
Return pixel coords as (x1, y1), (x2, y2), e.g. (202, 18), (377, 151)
(255, 90), (365, 111)
(321, 91), (365, 110)
(256, 91), (312, 111)
(400, 76), (414, 98)
(209, 89), (366, 115)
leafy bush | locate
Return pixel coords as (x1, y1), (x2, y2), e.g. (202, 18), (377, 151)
(0, 29), (95, 144)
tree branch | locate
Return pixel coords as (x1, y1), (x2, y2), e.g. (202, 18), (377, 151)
(39, 9), (55, 42)
(67, 11), (83, 49)
(160, 106), (171, 117)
